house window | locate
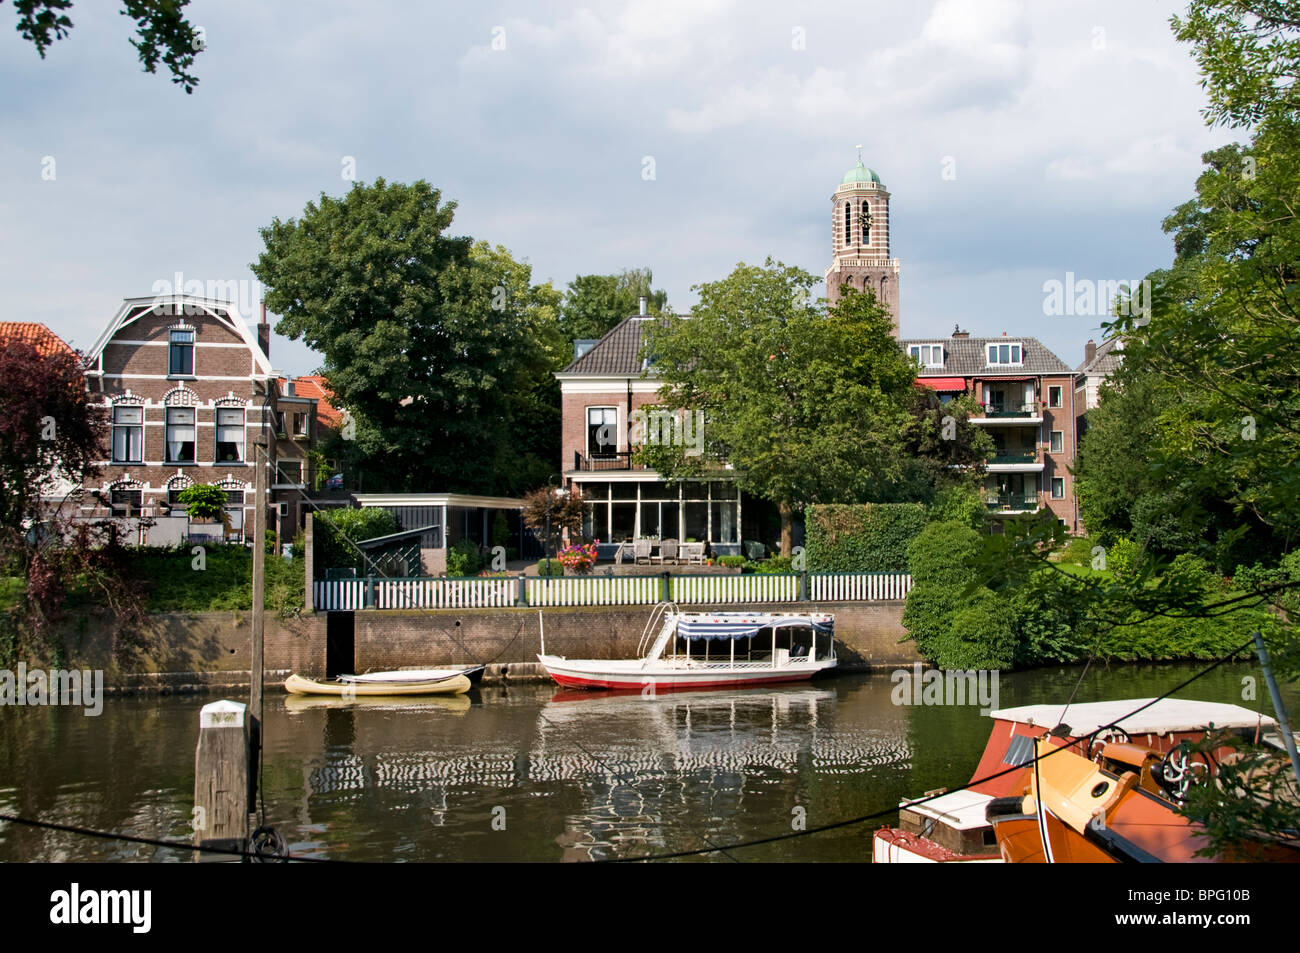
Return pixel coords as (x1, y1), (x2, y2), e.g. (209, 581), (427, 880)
(588, 407), (618, 458)
(110, 488), (142, 515)
(986, 343), (1023, 365)
(1048, 385), (1063, 408)
(167, 488), (189, 508)
(908, 344), (944, 368)
(292, 412), (309, 437)
(168, 329), (195, 376)
(1050, 431), (1064, 454)
(216, 408), (244, 463)
(165, 407), (196, 463)
(224, 490), (244, 507)
(276, 461), (303, 485)
(111, 406), (143, 463)
(1051, 477), (1064, 499)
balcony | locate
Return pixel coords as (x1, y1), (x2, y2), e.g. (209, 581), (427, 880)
(573, 450), (640, 472)
(986, 448), (1044, 472)
(971, 402), (1043, 426)
(985, 494), (1039, 515)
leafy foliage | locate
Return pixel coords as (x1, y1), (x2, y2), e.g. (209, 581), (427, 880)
(521, 486), (586, 555)
(253, 180), (565, 495)
(175, 483), (227, 523)
(445, 538), (482, 577)
(642, 262), (919, 553)
(805, 503), (927, 571)
(10, 0), (203, 91)
(314, 508), (399, 574)
(560, 268), (668, 342)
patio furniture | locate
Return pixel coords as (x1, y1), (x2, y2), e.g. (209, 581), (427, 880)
(653, 538), (679, 565)
(634, 539), (653, 565)
(681, 542), (705, 565)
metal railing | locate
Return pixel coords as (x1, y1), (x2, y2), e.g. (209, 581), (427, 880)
(988, 449), (1040, 465)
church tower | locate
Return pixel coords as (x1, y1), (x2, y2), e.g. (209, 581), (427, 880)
(825, 156), (901, 337)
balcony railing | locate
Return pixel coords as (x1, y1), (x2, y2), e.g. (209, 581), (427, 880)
(988, 449), (1040, 465)
(981, 402), (1039, 418)
(574, 450), (639, 472)
(985, 494), (1039, 511)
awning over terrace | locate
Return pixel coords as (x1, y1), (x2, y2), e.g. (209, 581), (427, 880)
(677, 616), (834, 640)
(916, 377), (967, 391)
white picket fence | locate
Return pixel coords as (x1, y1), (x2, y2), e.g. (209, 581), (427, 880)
(809, 572), (912, 602)
(670, 573), (799, 603)
(526, 575), (662, 607)
(314, 571), (912, 611)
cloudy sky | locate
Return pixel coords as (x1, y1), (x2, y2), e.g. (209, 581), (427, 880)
(2, 0), (1236, 376)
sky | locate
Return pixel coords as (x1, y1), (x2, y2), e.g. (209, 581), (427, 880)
(1, 0), (1239, 377)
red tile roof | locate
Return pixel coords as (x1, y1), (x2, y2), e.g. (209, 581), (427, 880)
(0, 322), (74, 358)
(279, 374), (343, 429)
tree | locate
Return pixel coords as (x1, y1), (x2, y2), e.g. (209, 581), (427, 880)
(1171, 0), (1300, 127)
(9, 0), (203, 92)
(521, 485), (586, 555)
(0, 341), (103, 535)
(559, 268), (668, 342)
(252, 179), (563, 495)
(175, 483), (227, 523)
(641, 261), (918, 554)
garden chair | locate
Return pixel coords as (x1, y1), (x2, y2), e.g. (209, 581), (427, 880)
(634, 538), (653, 564)
(654, 538), (679, 565)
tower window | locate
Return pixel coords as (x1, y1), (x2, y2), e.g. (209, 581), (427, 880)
(861, 201), (870, 244)
(844, 202), (851, 246)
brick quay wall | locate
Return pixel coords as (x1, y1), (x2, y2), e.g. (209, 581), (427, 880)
(47, 602), (917, 692)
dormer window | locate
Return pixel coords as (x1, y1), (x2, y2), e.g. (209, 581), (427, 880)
(909, 344), (944, 368)
(987, 342), (1023, 365)
(169, 328), (195, 376)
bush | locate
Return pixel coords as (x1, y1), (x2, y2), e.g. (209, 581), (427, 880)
(718, 555), (748, 569)
(446, 539), (483, 577)
(535, 558), (563, 576)
(753, 556), (795, 573)
(928, 484), (987, 530)
(805, 503), (927, 571)
(315, 508), (398, 573)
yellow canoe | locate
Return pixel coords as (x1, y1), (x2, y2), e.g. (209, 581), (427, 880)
(284, 673), (472, 696)
(283, 693), (472, 714)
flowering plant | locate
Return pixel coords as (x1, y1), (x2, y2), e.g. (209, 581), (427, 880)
(556, 539), (599, 574)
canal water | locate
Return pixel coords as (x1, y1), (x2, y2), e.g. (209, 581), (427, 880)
(0, 662), (1292, 862)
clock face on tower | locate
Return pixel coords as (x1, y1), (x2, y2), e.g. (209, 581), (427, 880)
(827, 159), (900, 337)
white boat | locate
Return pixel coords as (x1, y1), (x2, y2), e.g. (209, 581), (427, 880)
(537, 603), (837, 692)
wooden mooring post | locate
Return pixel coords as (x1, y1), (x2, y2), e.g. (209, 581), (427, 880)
(193, 699), (250, 861)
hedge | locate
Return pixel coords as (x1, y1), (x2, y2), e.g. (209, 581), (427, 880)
(805, 503), (928, 572)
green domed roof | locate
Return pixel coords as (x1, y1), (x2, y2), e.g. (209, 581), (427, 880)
(841, 160), (882, 186)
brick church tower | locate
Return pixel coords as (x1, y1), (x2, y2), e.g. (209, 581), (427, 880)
(824, 156), (901, 337)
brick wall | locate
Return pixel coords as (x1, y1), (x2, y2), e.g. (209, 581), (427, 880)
(353, 601), (917, 674)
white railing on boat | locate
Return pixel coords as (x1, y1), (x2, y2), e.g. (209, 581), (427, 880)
(313, 571), (912, 612)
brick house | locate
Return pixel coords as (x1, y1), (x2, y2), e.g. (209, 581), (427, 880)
(80, 294), (302, 544)
(903, 330), (1079, 528)
(556, 305), (745, 555)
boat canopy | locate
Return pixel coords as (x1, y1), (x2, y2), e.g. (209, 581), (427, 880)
(676, 616), (834, 640)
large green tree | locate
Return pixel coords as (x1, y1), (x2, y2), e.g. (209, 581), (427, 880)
(640, 261), (918, 554)
(9, 0), (203, 91)
(559, 268), (668, 343)
(252, 179), (563, 494)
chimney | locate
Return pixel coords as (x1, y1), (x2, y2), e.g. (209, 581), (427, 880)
(952, 325), (969, 339)
(639, 296), (647, 316)
(1084, 339), (1096, 365)
(258, 301), (270, 360)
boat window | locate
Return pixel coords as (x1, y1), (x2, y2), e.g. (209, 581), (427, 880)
(1002, 734), (1035, 766)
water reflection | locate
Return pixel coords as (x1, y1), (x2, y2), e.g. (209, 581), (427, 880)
(0, 663), (1293, 862)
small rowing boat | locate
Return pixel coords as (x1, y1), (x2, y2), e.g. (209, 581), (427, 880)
(284, 670), (472, 696)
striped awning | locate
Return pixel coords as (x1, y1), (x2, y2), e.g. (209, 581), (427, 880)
(676, 616), (834, 640)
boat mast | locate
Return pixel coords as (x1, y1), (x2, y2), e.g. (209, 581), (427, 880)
(1253, 631), (1300, 791)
